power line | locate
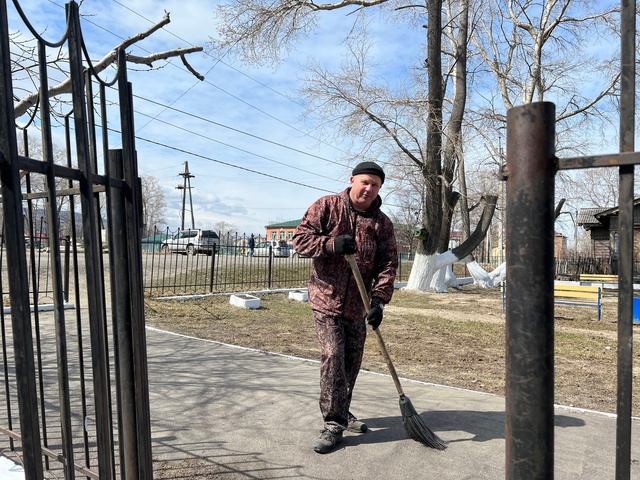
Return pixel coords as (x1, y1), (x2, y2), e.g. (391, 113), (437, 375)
(34, 0), (355, 194)
(134, 134), (336, 194)
(133, 95), (345, 167)
(18, 2), (347, 184)
(108, 0), (323, 139)
(134, 110), (341, 182)
(112, 0), (304, 107)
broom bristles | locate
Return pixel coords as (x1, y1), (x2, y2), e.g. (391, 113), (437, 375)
(399, 395), (447, 450)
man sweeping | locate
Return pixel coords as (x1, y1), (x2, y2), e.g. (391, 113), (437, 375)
(292, 161), (398, 454)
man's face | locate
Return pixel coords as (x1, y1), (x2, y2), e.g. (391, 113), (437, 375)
(349, 174), (382, 211)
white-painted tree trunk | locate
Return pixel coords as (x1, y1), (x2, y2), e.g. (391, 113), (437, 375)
(405, 251), (459, 293)
(406, 253), (437, 291)
(444, 264), (459, 289)
(405, 252), (505, 292)
(466, 260), (506, 288)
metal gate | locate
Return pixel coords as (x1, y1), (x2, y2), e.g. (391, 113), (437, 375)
(0, 1), (151, 479)
(504, 1), (636, 478)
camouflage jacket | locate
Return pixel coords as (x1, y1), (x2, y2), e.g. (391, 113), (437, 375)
(292, 188), (398, 320)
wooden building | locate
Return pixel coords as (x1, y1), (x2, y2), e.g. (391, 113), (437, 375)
(577, 198), (640, 270)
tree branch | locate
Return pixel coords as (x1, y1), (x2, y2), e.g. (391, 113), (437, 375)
(451, 195), (498, 259)
(126, 46), (203, 68)
(14, 13), (204, 118)
(180, 54), (205, 81)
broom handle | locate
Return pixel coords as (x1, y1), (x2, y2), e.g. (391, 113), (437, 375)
(346, 254), (405, 397)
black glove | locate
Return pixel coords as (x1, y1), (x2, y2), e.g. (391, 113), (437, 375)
(333, 234), (355, 255)
(366, 304), (384, 330)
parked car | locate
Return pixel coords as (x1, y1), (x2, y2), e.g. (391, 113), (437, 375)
(253, 240), (290, 257)
(161, 229), (219, 255)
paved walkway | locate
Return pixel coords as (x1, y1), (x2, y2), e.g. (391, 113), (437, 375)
(2, 325), (639, 479)
(146, 327), (639, 479)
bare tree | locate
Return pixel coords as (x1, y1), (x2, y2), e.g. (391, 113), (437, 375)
(12, 11), (204, 118)
(141, 175), (167, 237)
(212, 0), (619, 291)
(471, 0), (618, 112)
(469, 0), (619, 197)
(455, 0), (620, 285)
(213, 0), (497, 292)
(213, 221), (238, 239)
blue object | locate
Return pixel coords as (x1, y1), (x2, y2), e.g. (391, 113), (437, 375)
(634, 298), (640, 324)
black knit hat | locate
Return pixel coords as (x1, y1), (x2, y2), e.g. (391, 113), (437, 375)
(352, 161), (385, 184)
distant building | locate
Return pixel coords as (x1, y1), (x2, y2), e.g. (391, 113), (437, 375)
(554, 232), (568, 258)
(265, 220), (301, 243)
(578, 198), (640, 271)
(578, 207), (612, 258)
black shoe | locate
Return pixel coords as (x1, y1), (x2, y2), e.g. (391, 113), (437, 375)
(347, 412), (368, 433)
(313, 429), (343, 454)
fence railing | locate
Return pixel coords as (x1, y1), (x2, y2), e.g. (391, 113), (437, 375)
(7, 234), (634, 300)
(140, 230), (635, 296)
(141, 230), (425, 296)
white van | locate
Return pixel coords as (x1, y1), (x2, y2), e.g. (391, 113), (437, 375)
(161, 229), (220, 255)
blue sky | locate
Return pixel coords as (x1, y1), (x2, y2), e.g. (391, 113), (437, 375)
(7, 0), (424, 235)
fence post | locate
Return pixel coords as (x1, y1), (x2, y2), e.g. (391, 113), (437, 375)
(109, 148), (140, 480)
(0, 0), (46, 476)
(209, 244), (217, 293)
(615, 0), (636, 476)
(505, 101), (556, 479)
(268, 246), (273, 289)
(64, 236), (70, 302)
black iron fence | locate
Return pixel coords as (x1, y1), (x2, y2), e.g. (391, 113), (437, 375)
(140, 229), (639, 297)
(141, 230), (420, 296)
(504, 101), (639, 475)
(11, 231), (637, 301)
(555, 256), (620, 279)
(0, 2), (151, 478)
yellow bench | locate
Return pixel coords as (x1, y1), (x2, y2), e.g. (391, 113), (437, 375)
(579, 274), (618, 284)
(502, 283), (602, 320)
(554, 284), (602, 320)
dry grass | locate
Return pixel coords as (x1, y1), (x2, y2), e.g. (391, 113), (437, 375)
(144, 284), (640, 415)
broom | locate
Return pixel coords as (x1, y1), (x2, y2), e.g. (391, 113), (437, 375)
(346, 254), (447, 450)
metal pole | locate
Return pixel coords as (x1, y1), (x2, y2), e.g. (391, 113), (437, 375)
(117, 49), (153, 480)
(268, 246), (273, 289)
(38, 39), (76, 480)
(0, 0), (44, 477)
(616, 0), (635, 476)
(505, 101), (556, 480)
(67, 4), (114, 478)
(109, 149), (139, 480)
(186, 162), (195, 229)
(574, 211), (578, 257)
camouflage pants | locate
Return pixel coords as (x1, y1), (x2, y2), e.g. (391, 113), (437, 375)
(313, 311), (367, 433)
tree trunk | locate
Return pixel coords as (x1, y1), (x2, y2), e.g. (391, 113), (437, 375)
(407, 196), (497, 292)
(448, 0), (471, 259)
(410, 0), (477, 292)
(419, 0), (445, 257)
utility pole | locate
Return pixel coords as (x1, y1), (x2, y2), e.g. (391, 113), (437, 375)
(176, 162), (195, 230)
